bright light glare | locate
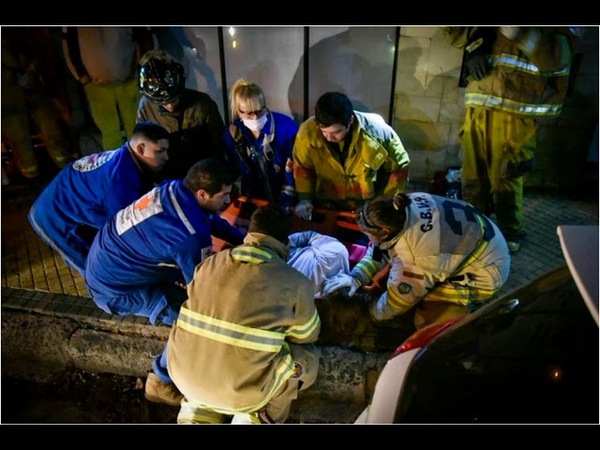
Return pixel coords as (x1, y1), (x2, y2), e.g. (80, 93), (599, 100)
(550, 366), (563, 382)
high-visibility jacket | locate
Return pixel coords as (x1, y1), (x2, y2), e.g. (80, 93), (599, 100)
(443, 27), (580, 118)
(351, 193), (511, 321)
(293, 111), (410, 211)
(168, 232), (321, 414)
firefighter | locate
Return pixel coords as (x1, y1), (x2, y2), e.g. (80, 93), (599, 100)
(321, 193), (511, 330)
(442, 27), (582, 253)
(84, 158), (245, 406)
(292, 91), (410, 219)
(28, 121), (170, 276)
(62, 27), (157, 150)
(167, 204), (321, 424)
(2, 27), (75, 181)
(137, 49), (226, 180)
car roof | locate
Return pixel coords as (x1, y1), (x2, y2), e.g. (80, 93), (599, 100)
(556, 225), (599, 325)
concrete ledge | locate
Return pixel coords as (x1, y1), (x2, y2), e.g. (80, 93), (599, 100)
(1, 307), (390, 423)
(1, 309), (169, 379)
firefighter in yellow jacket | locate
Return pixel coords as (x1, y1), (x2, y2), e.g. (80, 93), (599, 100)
(293, 91), (410, 219)
(442, 27), (582, 253)
(167, 204), (321, 424)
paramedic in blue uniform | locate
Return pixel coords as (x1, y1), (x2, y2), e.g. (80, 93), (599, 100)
(223, 78), (299, 209)
(28, 121), (171, 277)
(84, 158), (245, 407)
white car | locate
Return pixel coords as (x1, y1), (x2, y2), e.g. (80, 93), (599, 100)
(355, 225), (599, 424)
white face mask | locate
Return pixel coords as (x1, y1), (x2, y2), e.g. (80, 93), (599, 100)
(242, 114), (268, 132)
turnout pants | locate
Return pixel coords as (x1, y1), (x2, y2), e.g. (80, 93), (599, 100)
(460, 107), (537, 239)
(176, 343), (320, 424)
(84, 78), (140, 150)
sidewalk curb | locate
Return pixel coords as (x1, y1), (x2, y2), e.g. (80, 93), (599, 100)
(1, 306), (390, 423)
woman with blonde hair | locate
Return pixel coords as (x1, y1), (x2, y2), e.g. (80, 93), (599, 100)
(223, 79), (299, 209)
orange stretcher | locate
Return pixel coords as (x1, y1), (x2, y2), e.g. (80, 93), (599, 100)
(212, 196), (390, 293)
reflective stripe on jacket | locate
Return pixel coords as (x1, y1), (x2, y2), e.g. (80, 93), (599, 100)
(293, 111), (410, 210)
(168, 232), (320, 414)
(350, 193), (511, 321)
(443, 27), (579, 118)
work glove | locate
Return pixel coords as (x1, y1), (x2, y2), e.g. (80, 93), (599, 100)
(464, 51), (489, 81)
(322, 273), (361, 297)
(295, 200), (314, 221)
(463, 27), (496, 82)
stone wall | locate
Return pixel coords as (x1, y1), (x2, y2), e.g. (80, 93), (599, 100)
(394, 26), (599, 191)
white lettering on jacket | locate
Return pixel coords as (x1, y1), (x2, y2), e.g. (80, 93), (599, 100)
(116, 187), (163, 235)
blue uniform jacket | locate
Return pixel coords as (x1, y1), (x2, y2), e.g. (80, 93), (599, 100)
(85, 179), (245, 295)
(223, 111), (298, 208)
(27, 145), (160, 274)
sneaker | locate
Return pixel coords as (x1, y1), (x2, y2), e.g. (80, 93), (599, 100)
(507, 240), (521, 254)
(504, 231), (525, 255)
(144, 372), (184, 406)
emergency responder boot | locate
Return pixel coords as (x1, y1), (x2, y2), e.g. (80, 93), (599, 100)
(505, 231), (525, 255)
(144, 372), (184, 406)
(507, 240), (521, 254)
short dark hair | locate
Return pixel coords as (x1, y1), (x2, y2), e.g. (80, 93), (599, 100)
(131, 121), (170, 142)
(184, 158), (234, 195)
(248, 203), (293, 245)
(315, 92), (354, 127)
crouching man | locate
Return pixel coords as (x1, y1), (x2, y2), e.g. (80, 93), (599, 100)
(322, 193), (511, 330)
(167, 204), (321, 424)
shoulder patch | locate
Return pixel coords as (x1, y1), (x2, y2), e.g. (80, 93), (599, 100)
(397, 282), (412, 295)
(72, 150), (117, 172)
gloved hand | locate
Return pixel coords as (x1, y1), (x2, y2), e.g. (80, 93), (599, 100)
(464, 51), (489, 81)
(322, 273), (361, 297)
(295, 200), (314, 221)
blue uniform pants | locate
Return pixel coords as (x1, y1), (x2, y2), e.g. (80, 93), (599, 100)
(85, 281), (187, 326)
(152, 343), (172, 384)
